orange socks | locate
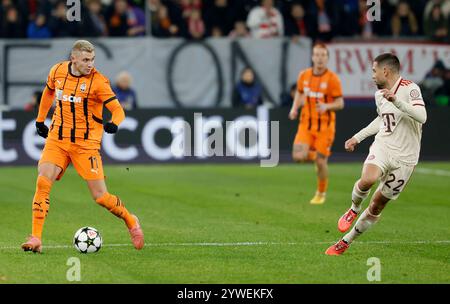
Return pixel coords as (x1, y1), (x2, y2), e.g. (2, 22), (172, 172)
(96, 192), (136, 229)
(318, 178), (328, 194)
(32, 175), (52, 239)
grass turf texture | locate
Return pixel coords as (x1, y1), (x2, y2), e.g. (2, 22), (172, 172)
(0, 162), (449, 283)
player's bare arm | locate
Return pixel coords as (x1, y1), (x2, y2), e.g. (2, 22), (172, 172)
(316, 96), (344, 114)
(289, 90), (305, 120)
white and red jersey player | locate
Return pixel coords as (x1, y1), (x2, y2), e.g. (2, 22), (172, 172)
(352, 76), (427, 199)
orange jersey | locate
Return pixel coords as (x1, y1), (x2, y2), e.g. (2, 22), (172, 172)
(44, 61), (120, 147)
(297, 68), (343, 132)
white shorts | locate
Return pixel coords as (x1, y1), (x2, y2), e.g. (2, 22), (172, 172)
(364, 143), (415, 200)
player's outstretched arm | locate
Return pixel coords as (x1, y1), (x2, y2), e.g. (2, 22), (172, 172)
(104, 100), (125, 134)
(344, 116), (380, 152)
(36, 86), (55, 123)
(353, 116), (381, 144)
(35, 86), (55, 138)
(288, 91), (305, 120)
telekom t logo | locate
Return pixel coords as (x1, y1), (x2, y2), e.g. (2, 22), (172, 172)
(366, 0), (381, 22)
(66, 0), (81, 22)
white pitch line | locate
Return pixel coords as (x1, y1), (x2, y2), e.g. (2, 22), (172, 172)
(1, 240), (449, 250)
(416, 168), (450, 177)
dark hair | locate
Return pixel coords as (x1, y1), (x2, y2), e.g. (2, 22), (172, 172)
(374, 53), (400, 73)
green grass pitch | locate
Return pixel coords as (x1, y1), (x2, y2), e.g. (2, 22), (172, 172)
(0, 162), (449, 283)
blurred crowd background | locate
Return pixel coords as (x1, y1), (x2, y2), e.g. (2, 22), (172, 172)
(0, 0), (448, 110)
(0, 0), (449, 42)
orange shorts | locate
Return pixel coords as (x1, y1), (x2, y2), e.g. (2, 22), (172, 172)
(293, 124), (335, 157)
(39, 138), (104, 181)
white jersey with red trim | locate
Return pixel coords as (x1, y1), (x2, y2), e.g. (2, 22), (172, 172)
(373, 77), (426, 165)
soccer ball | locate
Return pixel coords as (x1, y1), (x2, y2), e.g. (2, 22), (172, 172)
(73, 227), (102, 253)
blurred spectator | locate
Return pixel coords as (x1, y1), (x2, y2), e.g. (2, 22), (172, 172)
(280, 83), (297, 107)
(180, 0), (202, 19)
(424, 4), (449, 42)
(0, 4), (26, 38)
(48, 1), (80, 37)
(80, 0), (108, 37)
(113, 71), (138, 111)
(27, 13), (51, 38)
(204, 0), (234, 36)
(188, 8), (205, 39)
(233, 67), (263, 109)
(127, 1), (146, 36)
(391, 1), (418, 37)
(308, 0), (338, 42)
(148, 0), (180, 37)
(228, 20), (250, 38)
(24, 90), (43, 112)
(105, 0), (130, 36)
(284, 3), (309, 39)
(420, 60), (446, 106)
(246, 0), (284, 38)
(424, 0), (450, 20)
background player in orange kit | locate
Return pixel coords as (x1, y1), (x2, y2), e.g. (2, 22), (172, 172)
(289, 43), (345, 205)
(21, 40), (144, 253)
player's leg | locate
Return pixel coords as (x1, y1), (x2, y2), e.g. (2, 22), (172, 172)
(325, 190), (389, 256)
(310, 131), (334, 204)
(344, 163), (415, 241)
(292, 126), (315, 162)
(71, 148), (144, 249)
(22, 140), (69, 253)
(326, 163), (414, 255)
(342, 190), (389, 244)
(86, 179), (144, 250)
(86, 179), (136, 228)
(337, 144), (387, 232)
(351, 163), (382, 211)
(31, 163), (62, 236)
(310, 153), (328, 204)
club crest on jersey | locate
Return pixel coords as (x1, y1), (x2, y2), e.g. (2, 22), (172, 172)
(80, 83), (86, 92)
(320, 82), (327, 89)
(410, 89), (422, 100)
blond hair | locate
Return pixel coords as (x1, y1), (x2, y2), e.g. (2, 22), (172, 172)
(71, 40), (95, 54)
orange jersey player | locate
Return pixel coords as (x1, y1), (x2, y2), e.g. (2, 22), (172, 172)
(21, 40), (144, 253)
(289, 43), (345, 205)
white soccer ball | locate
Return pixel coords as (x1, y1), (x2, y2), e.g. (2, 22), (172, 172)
(73, 227), (102, 253)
